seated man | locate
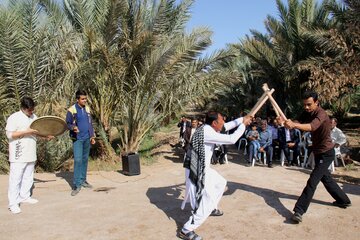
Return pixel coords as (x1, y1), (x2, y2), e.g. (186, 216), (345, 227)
(268, 118), (280, 160)
(330, 117), (347, 166)
(249, 120), (273, 167)
(278, 125), (301, 166)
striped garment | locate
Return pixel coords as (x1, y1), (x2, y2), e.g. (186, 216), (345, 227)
(183, 125), (205, 210)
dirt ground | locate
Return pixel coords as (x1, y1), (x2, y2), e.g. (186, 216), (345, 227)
(1, 135), (359, 240)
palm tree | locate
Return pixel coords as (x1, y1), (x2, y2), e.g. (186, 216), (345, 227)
(297, 0), (360, 118)
(205, 52), (265, 117)
(235, 0), (336, 115)
(0, 0), (76, 172)
(61, 0), (234, 154)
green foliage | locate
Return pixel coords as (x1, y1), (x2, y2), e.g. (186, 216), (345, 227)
(0, 151), (9, 174)
(0, 114), (10, 174)
(61, 0), (235, 153)
(36, 134), (73, 172)
(329, 94), (353, 120)
(237, 0), (336, 115)
(138, 132), (158, 165)
(212, 0), (359, 118)
(344, 163), (355, 171)
(0, 0), (359, 173)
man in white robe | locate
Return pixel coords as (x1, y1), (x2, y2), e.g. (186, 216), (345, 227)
(180, 111), (252, 240)
(330, 117), (347, 156)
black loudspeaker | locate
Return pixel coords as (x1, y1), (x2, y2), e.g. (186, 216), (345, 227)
(122, 153), (141, 176)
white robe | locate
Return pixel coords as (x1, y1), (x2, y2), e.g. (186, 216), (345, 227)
(331, 127), (347, 155)
(182, 117), (246, 231)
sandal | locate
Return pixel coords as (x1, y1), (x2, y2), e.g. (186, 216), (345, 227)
(210, 209), (224, 216)
(179, 230), (203, 240)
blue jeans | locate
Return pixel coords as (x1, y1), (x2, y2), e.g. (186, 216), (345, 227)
(73, 139), (90, 189)
(249, 140), (260, 159)
(248, 143), (273, 165)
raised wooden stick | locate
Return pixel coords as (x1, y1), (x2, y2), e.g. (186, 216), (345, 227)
(272, 103), (280, 117)
(248, 92), (268, 116)
(249, 88), (275, 116)
(262, 84), (288, 121)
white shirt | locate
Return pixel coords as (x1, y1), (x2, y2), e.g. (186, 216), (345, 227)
(331, 127), (347, 155)
(5, 111), (37, 163)
(203, 118), (245, 170)
(190, 128), (196, 141)
(268, 125), (278, 140)
(331, 127), (347, 146)
(285, 128), (291, 142)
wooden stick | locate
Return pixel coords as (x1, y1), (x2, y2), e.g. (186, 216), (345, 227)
(249, 90), (269, 114)
(262, 84), (287, 121)
(249, 89), (275, 116)
(272, 103), (280, 117)
(269, 96), (287, 120)
(248, 92), (268, 116)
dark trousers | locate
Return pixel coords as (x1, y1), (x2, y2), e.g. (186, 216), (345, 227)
(248, 144), (273, 165)
(293, 148), (351, 215)
(281, 143), (300, 164)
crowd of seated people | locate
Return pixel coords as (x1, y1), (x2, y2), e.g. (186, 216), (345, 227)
(175, 113), (349, 170)
(237, 115), (348, 169)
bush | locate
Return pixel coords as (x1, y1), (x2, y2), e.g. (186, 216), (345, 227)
(36, 134), (73, 172)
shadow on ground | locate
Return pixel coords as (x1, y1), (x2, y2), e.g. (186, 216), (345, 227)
(162, 143), (185, 163)
(55, 171), (73, 188)
(146, 181), (334, 228)
(146, 183), (192, 233)
(285, 167), (360, 185)
(224, 181), (333, 224)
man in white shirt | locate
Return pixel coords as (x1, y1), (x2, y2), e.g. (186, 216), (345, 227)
(180, 111), (252, 240)
(5, 97), (48, 214)
(330, 117), (347, 160)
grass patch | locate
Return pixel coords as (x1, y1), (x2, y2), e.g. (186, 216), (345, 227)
(158, 118), (179, 133)
(344, 163), (356, 171)
(138, 133), (159, 165)
(87, 157), (121, 171)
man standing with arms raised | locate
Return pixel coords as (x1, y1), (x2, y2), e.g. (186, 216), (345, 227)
(66, 90), (96, 196)
(180, 111), (252, 240)
(285, 91), (351, 223)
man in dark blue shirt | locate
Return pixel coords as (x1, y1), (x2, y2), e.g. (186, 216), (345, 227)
(66, 90), (96, 196)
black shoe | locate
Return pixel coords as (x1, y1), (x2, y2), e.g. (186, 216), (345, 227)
(268, 164), (273, 168)
(210, 209), (224, 217)
(291, 212), (302, 223)
(333, 201), (351, 208)
(179, 230), (202, 240)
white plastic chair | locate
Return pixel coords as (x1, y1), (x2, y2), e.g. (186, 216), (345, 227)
(280, 149), (300, 166)
(301, 132), (312, 168)
(238, 138), (248, 155)
(252, 152), (266, 167)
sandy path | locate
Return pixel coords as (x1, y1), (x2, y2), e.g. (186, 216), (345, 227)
(0, 146), (359, 240)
